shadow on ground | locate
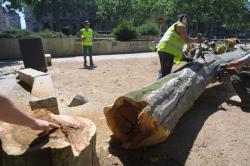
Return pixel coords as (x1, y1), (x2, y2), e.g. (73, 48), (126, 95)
(108, 82), (237, 166)
(79, 65), (98, 70)
(0, 61), (22, 68)
(17, 80), (32, 92)
(0, 61), (23, 79)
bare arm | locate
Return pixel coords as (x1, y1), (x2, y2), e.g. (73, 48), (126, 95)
(218, 54), (250, 75)
(175, 24), (200, 44)
(0, 95), (58, 132)
(78, 30), (85, 41)
(226, 54), (250, 68)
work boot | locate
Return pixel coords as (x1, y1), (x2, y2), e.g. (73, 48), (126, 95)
(90, 63), (96, 68)
(84, 61), (87, 68)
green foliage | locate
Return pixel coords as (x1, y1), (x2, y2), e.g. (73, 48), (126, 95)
(0, 28), (66, 38)
(4, 0), (250, 37)
(113, 21), (138, 41)
(33, 0), (97, 25)
(137, 23), (159, 36)
(38, 29), (66, 38)
(176, 0), (250, 36)
(131, 0), (176, 25)
(0, 28), (34, 38)
(96, 0), (176, 25)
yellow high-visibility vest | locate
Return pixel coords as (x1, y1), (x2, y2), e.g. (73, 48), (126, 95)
(157, 22), (185, 64)
(81, 28), (93, 46)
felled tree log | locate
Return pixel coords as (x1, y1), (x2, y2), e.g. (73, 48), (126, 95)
(104, 47), (248, 149)
(0, 110), (97, 166)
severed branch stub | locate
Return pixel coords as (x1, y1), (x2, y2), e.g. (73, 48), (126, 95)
(0, 109), (97, 166)
(104, 47), (248, 149)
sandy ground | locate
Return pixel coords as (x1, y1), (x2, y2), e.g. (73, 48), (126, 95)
(0, 52), (250, 166)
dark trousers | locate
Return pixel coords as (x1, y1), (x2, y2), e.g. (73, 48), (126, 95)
(230, 72), (250, 103)
(158, 51), (174, 79)
(83, 45), (93, 65)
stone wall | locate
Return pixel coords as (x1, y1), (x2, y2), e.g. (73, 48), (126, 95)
(0, 38), (153, 60)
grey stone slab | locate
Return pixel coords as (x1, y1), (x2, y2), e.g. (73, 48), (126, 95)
(30, 75), (59, 114)
(18, 68), (47, 87)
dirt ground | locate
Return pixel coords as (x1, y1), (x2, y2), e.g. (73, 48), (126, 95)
(0, 52), (250, 166)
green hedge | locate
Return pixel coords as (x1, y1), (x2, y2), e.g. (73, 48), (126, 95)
(0, 28), (34, 38)
(0, 28), (67, 38)
(113, 21), (138, 41)
(137, 22), (159, 36)
(37, 29), (66, 38)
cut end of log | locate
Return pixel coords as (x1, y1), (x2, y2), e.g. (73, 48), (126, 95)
(0, 109), (97, 166)
(104, 96), (170, 149)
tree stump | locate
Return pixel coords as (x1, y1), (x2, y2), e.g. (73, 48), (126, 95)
(104, 47), (248, 149)
(0, 110), (97, 166)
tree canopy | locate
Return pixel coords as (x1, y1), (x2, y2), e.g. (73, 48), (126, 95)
(2, 0), (250, 37)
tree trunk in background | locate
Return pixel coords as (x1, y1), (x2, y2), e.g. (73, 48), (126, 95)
(104, 47), (248, 149)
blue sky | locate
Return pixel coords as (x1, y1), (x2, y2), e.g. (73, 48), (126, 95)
(16, 10), (26, 29)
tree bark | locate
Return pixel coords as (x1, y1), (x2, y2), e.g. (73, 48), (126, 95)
(104, 47), (248, 149)
(0, 110), (98, 166)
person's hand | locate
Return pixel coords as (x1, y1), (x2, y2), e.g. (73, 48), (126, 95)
(218, 63), (227, 71)
(30, 119), (59, 134)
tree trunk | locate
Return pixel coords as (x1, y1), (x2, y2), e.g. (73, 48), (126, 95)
(104, 47), (248, 149)
(0, 110), (98, 166)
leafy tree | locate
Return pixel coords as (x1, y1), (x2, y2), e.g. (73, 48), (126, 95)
(131, 0), (176, 25)
(96, 0), (176, 30)
(176, 0), (250, 37)
(113, 20), (138, 41)
(2, 0), (250, 37)
(32, 0), (97, 26)
(137, 22), (159, 36)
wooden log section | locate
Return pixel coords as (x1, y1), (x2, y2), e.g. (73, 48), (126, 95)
(104, 47), (248, 149)
(0, 110), (97, 166)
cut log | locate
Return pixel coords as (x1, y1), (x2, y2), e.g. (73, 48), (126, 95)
(0, 110), (97, 166)
(104, 47), (248, 149)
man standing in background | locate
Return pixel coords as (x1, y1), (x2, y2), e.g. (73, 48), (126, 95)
(80, 21), (95, 68)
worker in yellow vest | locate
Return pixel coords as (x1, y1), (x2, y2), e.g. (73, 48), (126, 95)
(157, 14), (203, 78)
(80, 21), (95, 68)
